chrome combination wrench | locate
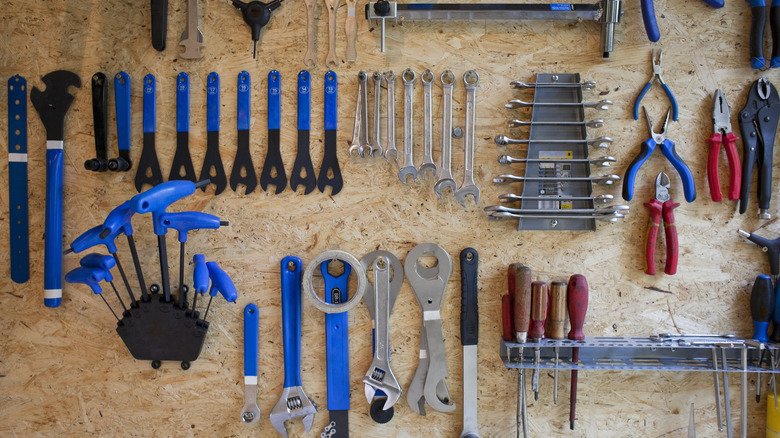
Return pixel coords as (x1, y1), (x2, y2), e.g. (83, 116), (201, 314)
(384, 71), (399, 164)
(350, 71), (370, 158)
(419, 69), (437, 179)
(399, 69), (419, 183)
(434, 70), (457, 198)
(371, 72), (383, 157)
(455, 70), (480, 206)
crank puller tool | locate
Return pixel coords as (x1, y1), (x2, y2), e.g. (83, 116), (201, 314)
(290, 70), (316, 194)
(109, 72), (132, 172)
(31, 70), (81, 308)
(241, 303), (261, 424)
(318, 71), (343, 195)
(151, 0), (168, 51)
(79, 253), (129, 315)
(260, 70), (287, 193)
(8, 75), (29, 283)
(459, 248), (480, 438)
(64, 267), (121, 322)
(199, 72), (228, 195)
(135, 74), (164, 192)
(231, 71), (258, 194)
(322, 260), (351, 437)
(169, 72), (197, 183)
(232, 0), (285, 58)
(86, 73), (108, 172)
(100, 200), (150, 301)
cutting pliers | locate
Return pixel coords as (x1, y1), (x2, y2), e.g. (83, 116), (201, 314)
(645, 172), (679, 275)
(738, 77), (780, 218)
(747, 0), (780, 69)
(641, 0), (724, 42)
(633, 49), (678, 122)
(623, 106), (696, 203)
(708, 89), (741, 202)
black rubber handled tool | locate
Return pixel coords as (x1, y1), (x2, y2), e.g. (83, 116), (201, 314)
(260, 70), (287, 194)
(231, 71), (258, 194)
(459, 248), (480, 438)
(232, 0), (285, 58)
(318, 71), (343, 195)
(199, 72), (227, 195)
(169, 73), (197, 183)
(86, 73), (109, 172)
(109, 72), (132, 172)
(151, 0), (168, 51)
(135, 74), (164, 192)
(748, 0), (780, 69)
(291, 70), (316, 194)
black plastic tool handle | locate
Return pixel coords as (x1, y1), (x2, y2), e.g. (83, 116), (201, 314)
(460, 248), (479, 346)
(87, 73), (108, 171)
(151, 0), (168, 51)
(749, 0), (767, 68)
(772, 2), (780, 66)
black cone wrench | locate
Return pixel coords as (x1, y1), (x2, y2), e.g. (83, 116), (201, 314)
(290, 70), (316, 194)
(231, 71), (259, 194)
(318, 71), (343, 195)
(200, 72), (228, 195)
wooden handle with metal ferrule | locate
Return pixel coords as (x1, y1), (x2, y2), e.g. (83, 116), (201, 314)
(528, 281), (548, 340)
(548, 282), (567, 340)
(512, 264), (532, 343)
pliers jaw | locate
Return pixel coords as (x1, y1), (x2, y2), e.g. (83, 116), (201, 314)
(712, 89), (733, 135)
(643, 105), (671, 144)
(633, 49), (679, 121)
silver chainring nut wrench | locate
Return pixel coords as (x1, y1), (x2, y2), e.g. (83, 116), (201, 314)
(399, 69), (419, 183)
(302, 250), (367, 313)
(406, 243), (456, 414)
(350, 71), (371, 158)
(419, 69), (437, 179)
(241, 303), (261, 425)
(455, 70), (480, 206)
(270, 256), (317, 437)
(384, 71), (399, 164)
(434, 70), (457, 198)
(370, 72), (384, 157)
(361, 252), (403, 411)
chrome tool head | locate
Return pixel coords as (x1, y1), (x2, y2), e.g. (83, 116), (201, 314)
(712, 89), (732, 134)
(655, 172), (671, 202)
(269, 386), (317, 437)
(643, 106), (670, 144)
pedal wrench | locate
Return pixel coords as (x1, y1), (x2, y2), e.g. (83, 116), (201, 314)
(291, 70), (316, 194)
(399, 69), (418, 183)
(200, 72), (228, 195)
(318, 71), (343, 195)
(419, 69), (437, 179)
(362, 256), (402, 411)
(370, 72), (383, 157)
(349, 71), (367, 158)
(383, 71), (399, 164)
(454, 70), (480, 206)
(260, 70), (288, 194)
(270, 256), (317, 437)
(231, 71), (258, 194)
(135, 74), (164, 192)
(434, 70), (457, 198)
(169, 73), (197, 183)
(241, 303), (261, 424)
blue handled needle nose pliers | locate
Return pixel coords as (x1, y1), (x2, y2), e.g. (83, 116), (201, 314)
(641, 0), (724, 43)
(622, 107), (697, 203)
(633, 49), (679, 122)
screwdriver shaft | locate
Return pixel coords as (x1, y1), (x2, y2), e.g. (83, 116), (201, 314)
(125, 234), (150, 301)
(100, 293), (120, 322)
(712, 348), (723, 431)
(721, 347), (733, 438)
(109, 281), (129, 313)
(741, 347), (747, 438)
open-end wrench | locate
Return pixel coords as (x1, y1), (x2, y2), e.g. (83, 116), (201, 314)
(349, 72), (369, 158)
(180, 0), (205, 59)
(241, 303), (261, 425)
(434, 70), (457, 198)
(506, 99), (612, 110)
(345, 0), (358, 62)
(362, 256), (402, 412)
(324, 0), (340, 67)
(371, 72), (383, 157)
(270, 256), (317, 437)
(455, 70), (480, 207)
(304, 0), (317, 66)
(383, 71), (399, 164)
(419, 70), (437, 179)
(399, 69), (418, 183)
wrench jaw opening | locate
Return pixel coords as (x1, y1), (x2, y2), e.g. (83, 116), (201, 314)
(434, 179), (457, 199)
(269, 385), (317, 437)
(455, 186), (480, 207)
(363, 367), (402, 411)
(398, 166), (419, 184)
(240, 381), (261, 424)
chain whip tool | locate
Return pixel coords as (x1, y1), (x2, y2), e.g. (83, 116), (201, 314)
(399, 69), (418, 182)
(419, 69), (437, 179)
(241, 303), (261, 424)
(434, 70), (457, 198)
(371, 72), (384, 157)
(455, 70), (480, 206)
(383, 71), (399, 163)
(180, 0), (204, 58)
(349, 71), (369, 157)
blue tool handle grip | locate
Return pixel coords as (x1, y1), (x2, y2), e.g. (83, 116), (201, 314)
(244, 303), (259, 378)
(70, 225), (119, 254)
(176, 72), (189, 132)
(749, 1), (768, 68)
(159, 211), (224, 243)
(298, 70), (311, 131)
(281, 255), (303, 388)
(323, 261), (351, 410)
(661, 83), (679, 121)
(79, 253), (116, 271)
(237, 71), (251, 131)
(460, 248), (479, 346)
(324, 71), (338, 130)
(130, 180), (196, 214)
(102, 200), (135, 237)
(702, 0), (724, 7)
(268, 70), (281, 130)
(207, 72), (220, 132)
(65, 266), (106, 295)
(771, 2), (780, 67)
(661, 139), (697, 202)
(206, 261), (238, 302)
(751, 275), (774, 344)
(193, 254), (209, 294)
(114, 72), (131, 151)
(754, 321), (771, 343)
(143, 74), (156, 134)
(44, 148), (64, 307)
(632, 82), (652, 120)
(640, 0), (660, 42)
(621, 139), (653, 201)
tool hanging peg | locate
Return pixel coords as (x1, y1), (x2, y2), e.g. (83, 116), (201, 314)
(747, 0), (780, 69)
(633, 49), (678, 121)
(232, 0), (285, 58)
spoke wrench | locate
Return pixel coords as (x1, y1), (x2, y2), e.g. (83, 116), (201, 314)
(241, 303), (261, 424)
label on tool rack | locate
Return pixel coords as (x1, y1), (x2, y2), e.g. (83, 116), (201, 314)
(537, 150), (573, 210)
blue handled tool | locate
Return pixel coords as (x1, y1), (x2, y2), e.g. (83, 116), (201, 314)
(640, 0), (660, 42)
(169, 72), (197, 182)
(8, 75), (29, 283)
(260, 70), (288, 194)
(752, 275), (774, 343)
(230, 71), (258, 193)
(31, 70), (81, 308)
(202, 261), (238, 322)
(318, 71), (343, 195)
(241, 302), (262, 424)
(135, 74), (164, 191)
(773, 278), (780, 342)
(322, 260), (351, 437)
(65, 266), (121, 322)
(109, 72), (132, 172)
(270, 256), (317, 437)
(190, 254), (209, 315)
(291, 70), (316, 194)
(79, 253), (129, 314)
(622, 107), (696, 203)
(199, 72), (228, 195)
(100, 200), (150, 301)
(633, 49), (678, 122)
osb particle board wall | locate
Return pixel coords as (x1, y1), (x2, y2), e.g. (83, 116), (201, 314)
(0, 0), (773, 436)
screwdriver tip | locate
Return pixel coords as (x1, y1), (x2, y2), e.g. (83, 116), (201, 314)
(758, 395), (761, 403)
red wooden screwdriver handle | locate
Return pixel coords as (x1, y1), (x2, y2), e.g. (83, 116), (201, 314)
(662, 199), (680, 275)
(529, 281), (548, 340)
(722, 131), (741, 201)
(644, 198), (663, 275)
(707, 132), (724, 202)
(566, 274), (588, 341)
(507, 264), (516, 298)
(501, 294), (514, 342)
(513, 264), (532, 342)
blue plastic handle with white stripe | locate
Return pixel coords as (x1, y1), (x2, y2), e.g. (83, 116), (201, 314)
(244, 303), (259, 380)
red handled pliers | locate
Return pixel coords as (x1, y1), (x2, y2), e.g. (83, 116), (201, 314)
(645, 172), (679, 275)
(708, 89), (741, 201)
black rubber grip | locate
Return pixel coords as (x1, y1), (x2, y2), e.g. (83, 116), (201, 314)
(751, 6), (767, 64)
(772, 4), (780, 61)
(151, 0), (168, 51)
(748, 233), (780, 276)
(460, 247), (479, 346)
(88, 73), (108, 171)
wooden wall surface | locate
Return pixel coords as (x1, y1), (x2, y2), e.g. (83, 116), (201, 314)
(0, 0), (776, 436)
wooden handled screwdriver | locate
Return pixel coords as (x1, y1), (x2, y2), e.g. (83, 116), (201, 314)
(512, 264), (532, 438)
(529, 281), (549, 401)
(548, 282), (567, 405)
(567, 274), (588, 430)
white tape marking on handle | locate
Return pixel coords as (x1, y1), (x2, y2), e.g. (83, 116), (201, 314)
(423, 310), (441, 321)
(46, 140), (63, 150)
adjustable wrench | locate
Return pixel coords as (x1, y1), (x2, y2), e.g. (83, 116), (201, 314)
(455, 70), (480, 206)
(419, 69), (437, 179)
(399, 69), (419, 183)
(349, 72), (370, 158)
(270, 256), (317, 437)
(434, 70), (457, 198)
(241, 303), (261, 425)
(370, 72), (383, 157)
(383, 71), (399, 164)
(180, 0), (205, 59)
